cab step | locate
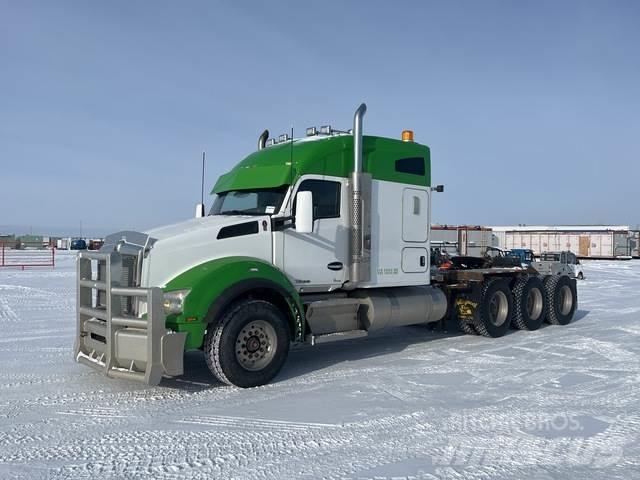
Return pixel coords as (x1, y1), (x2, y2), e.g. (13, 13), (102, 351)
(306, 329), (368, 346)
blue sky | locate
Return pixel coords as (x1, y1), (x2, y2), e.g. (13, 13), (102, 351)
(1, 1), (639, 236)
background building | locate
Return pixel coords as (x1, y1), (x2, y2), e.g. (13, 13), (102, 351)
(631, 230), (639, 258)
(490, 225), (634, 259)
(0, 234), (17, 249)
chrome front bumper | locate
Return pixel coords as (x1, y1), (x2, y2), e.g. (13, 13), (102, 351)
(74, 250), (186, 385)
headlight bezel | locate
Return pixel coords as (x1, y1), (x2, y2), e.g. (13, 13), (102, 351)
(162, 289), (191, 315)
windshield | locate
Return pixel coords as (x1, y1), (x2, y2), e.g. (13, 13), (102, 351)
(209, 186), (288, 216)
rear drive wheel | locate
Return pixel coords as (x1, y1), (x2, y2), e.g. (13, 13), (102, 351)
(204, 299), (291, 388)
(512, 276), (546, 331)
(458, 317), (479, 335)
(543, 275), (577, 325)
(473, 279), (513, 338)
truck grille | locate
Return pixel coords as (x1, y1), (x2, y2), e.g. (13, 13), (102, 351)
(96, 253), (139, 315)
(74, 248), (184, 384)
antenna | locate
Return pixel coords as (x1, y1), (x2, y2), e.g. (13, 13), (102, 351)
(194, 152), (206, 218)
(289, 126), (294, 185)
(201, 151), (205, 205)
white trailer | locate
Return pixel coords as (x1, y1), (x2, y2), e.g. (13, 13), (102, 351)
(631, 231), (640, 258)
(56, 238), (71, 250)
(491, 225), (633, 259)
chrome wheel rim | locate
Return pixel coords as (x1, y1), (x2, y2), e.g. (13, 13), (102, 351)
(235, 320), (277, 371)
(559, 285), (573, 316)
(489, 291), (509, 326)
(526, 288), (543, 320)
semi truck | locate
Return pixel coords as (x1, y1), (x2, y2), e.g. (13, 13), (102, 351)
(74, 104), (578, 388)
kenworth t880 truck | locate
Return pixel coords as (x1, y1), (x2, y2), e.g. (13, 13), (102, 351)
(74, 104), (578, 388)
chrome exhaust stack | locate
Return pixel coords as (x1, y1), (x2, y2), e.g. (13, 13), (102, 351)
(349, 103), (372, 285)
(258, 129), (269, 150)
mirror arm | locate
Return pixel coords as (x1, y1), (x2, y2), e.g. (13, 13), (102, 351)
(271, 216), (295, 232)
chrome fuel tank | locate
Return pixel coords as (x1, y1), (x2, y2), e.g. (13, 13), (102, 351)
(351, 286), (447, 331)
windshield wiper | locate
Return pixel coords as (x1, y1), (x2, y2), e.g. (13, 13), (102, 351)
(219, 210), (263, 216)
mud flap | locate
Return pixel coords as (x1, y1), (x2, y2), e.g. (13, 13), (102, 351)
(455, 298), (479, 321)
(161, 333), (187, 377)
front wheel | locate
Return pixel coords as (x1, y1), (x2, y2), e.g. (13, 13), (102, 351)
(204, 299), (291, 388)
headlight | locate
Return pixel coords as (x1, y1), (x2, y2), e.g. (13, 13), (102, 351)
(163, 289), (190, 315)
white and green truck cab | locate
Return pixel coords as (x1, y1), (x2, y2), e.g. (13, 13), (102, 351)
(75, 104), (578, 387)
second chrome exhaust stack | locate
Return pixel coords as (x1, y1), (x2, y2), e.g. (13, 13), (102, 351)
(349, 103), (372, 285)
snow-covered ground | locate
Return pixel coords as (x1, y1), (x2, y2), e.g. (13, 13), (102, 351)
(1, 252), (639, 479)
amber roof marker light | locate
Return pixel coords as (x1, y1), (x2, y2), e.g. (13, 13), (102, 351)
(401, 130), (414, 142)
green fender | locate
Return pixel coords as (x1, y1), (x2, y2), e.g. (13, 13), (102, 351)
(164, 256), (304, 350)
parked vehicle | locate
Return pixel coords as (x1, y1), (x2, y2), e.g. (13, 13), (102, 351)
(75, 104), (578, 388)
(483, 246), (521, 268)
(70, 239), (87, 250)
(534, 251), (585, 280)
(88, 239), (104, 251)
(484, 246), (506, 259)
(506, 248), (535, 267)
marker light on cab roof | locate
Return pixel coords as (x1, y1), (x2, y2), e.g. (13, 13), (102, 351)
(402, 130), (414, 142)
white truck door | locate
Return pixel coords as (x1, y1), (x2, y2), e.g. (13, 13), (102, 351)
(402, 188), (429, 243)
(281, 177), (348, 291)
(401, 188), (429, 273)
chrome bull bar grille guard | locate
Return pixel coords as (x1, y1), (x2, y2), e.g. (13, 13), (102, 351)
(74, 250), (186, 385)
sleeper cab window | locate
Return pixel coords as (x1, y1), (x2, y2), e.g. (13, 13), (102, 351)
(395, 157), (426, 176)
(294, 179), (341, 220)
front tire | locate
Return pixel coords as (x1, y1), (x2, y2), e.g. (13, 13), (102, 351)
(543, 275), (577, 326)
(204, 299), (291, 388)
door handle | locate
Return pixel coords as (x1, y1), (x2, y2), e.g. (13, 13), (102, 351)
(327, 261), (343, 271)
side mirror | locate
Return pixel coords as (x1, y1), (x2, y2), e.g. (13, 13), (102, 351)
(195, 203), (205, 218)
(295, 191), (313, 233)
